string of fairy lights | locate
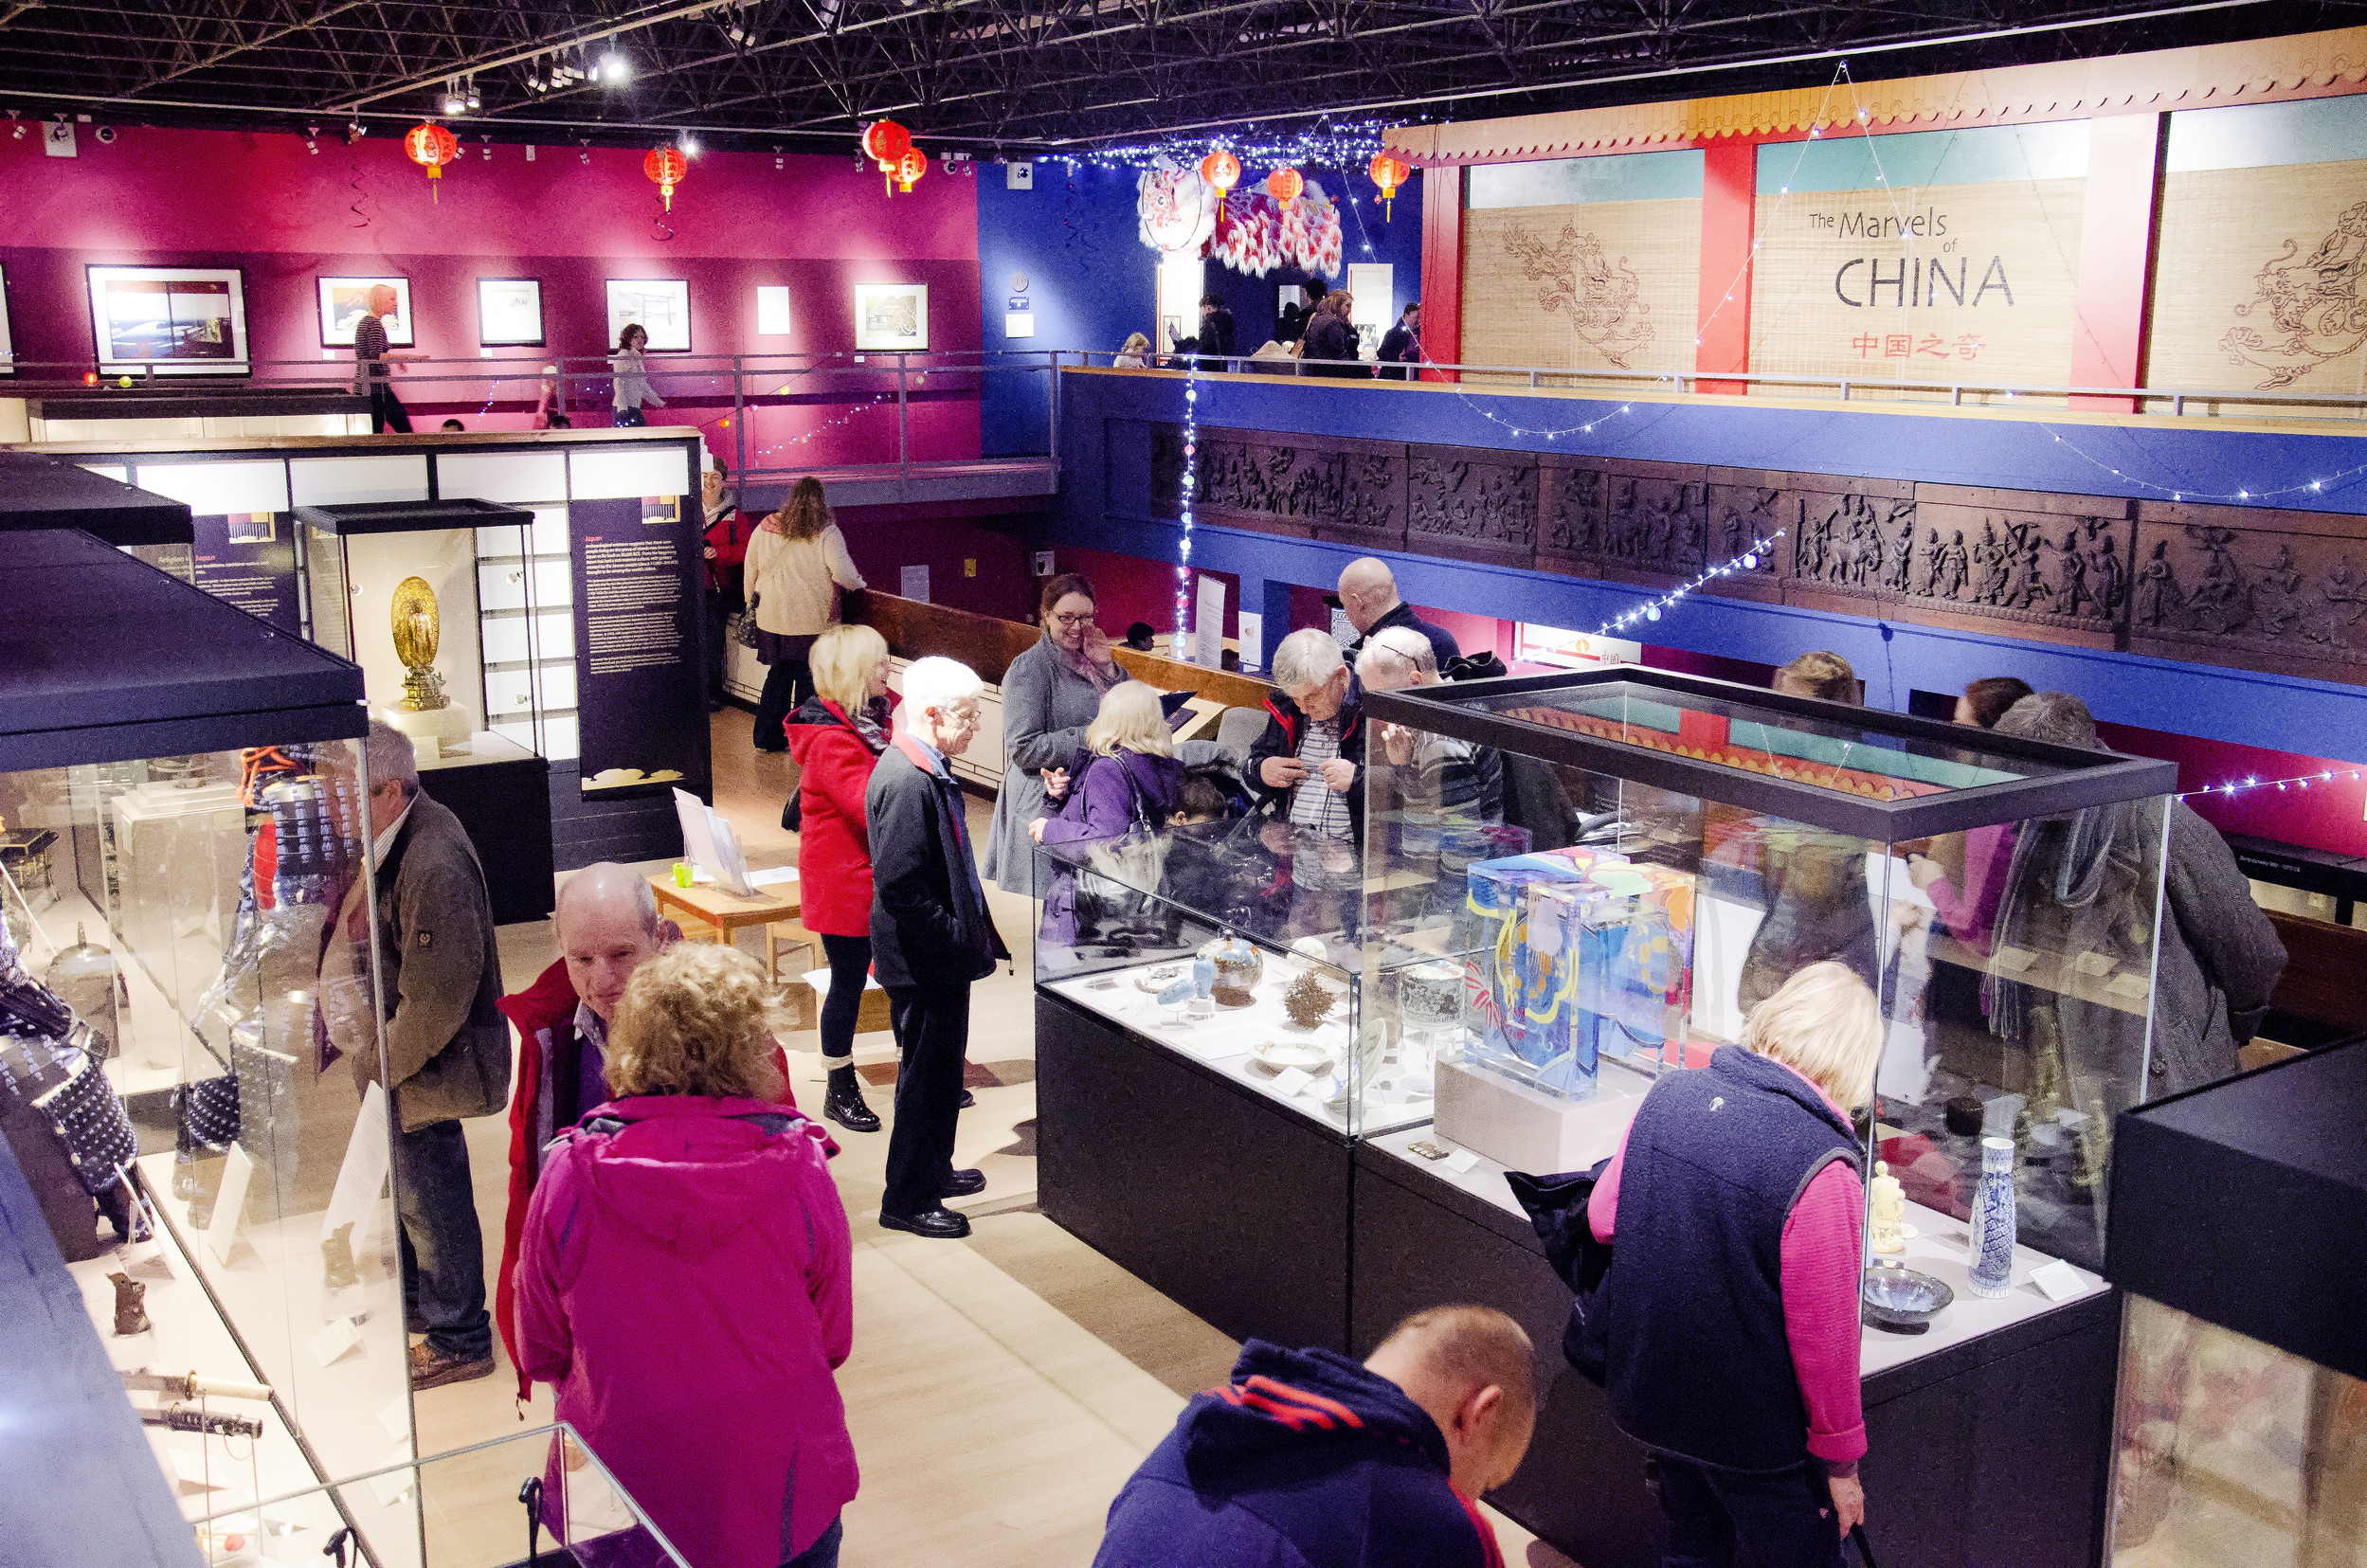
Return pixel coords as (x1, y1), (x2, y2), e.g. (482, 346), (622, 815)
(2178, 767), (2362, 802)
(1596, 532), (1788, 637)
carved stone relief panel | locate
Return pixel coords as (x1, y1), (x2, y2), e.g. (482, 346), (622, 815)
(1702, 467), (1860, 604)
(1590, 460), (1707, 586)
(1405, 447), (1536, 565)
(1873, 485), (2136, 647)
(1535, 460), (1607, 571)
(2131, 501), (2367, 681)
(1149, 423), (1403, 545)
(1321, 442), (1410, 551)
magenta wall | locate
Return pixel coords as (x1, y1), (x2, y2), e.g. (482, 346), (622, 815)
(0, 126), (982, 460)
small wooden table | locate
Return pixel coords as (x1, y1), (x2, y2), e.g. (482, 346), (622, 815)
(648, 874), (813, 983)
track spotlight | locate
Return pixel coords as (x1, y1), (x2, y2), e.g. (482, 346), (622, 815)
(306, 124), (320, 153)
(443, 80), (466, 116)
(679, 133), (700, 156)
(600, 51), (630, 83)
(464, 78), (481, 111)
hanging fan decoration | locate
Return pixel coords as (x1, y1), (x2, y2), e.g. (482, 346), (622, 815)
(1368, 153), (1410, 219)
(644, 146), (689, 212)
(404, 123), (459, 201)
(861, 119), (912, 194)
(1137, 163), (1217, 256)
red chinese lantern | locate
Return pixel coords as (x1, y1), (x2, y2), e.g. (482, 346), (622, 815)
(404, 122), (459, 201)
(1198, 150), (1240, 221)
(1266, 168), (1305, 206)
(861, 119), (911, 193)
(894, 145), (929, 193)
(1368, 152), (1410, 219)
(644, 145), (689, 211)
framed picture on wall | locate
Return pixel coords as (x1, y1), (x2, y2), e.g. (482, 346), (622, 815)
(316, 276), (414, 348)
(0, 263), (14, 376)
(86, 265), (250, 376)
(605, 279), (691, 351)
(756, 285), (792, 336)
(853, 281), (928, 351)
(477, 277), (545, 347)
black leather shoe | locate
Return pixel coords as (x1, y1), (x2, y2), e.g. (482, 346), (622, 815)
(823, 1068), (881, 1133)
(957, 1089), (976, 1109)
(940, 1168), (985, 1198)
(878, 1206), (971, 1239)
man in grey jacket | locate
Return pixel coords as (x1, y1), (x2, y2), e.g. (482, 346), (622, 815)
(352, 720), (510, 1390)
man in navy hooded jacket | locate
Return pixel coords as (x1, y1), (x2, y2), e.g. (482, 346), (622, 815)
(1094, 1306), (1536, 1568)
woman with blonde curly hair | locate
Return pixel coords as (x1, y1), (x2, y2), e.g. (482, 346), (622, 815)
(516, 943), (858, 1568)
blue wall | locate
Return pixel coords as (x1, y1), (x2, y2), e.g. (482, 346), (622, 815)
(976, 162), (1156, 455)
(1049, 369), (2367, 762)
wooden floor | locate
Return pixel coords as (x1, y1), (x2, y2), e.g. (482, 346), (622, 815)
(413, 709), (1565, 1567)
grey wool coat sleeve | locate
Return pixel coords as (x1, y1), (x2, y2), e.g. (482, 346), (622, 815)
(982, 637), (1117, 892)
(2147, 801), (2286, 1094)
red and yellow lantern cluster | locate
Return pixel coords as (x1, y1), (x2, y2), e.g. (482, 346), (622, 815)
(1368, 152), (1410, 218)
(863, 119), (931, 195)
(1264, 167), (1304, 205)
(1198, 150), (1240, 220)
(404, 122), (459, 200)
(644, 145), (689, 211)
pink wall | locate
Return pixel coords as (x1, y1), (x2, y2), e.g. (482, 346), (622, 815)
(0, 126), (981, 460)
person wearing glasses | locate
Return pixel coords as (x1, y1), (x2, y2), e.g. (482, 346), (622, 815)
(983, 572), (1126, 894)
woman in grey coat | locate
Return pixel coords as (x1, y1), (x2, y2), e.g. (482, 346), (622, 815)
(984, 573), (1125, 893)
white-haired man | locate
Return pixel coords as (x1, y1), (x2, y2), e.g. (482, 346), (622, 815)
(1357, 627), (1505, 908)
(1338, 557), (1459, 670)
(868, 657), (1008, 1239)
(1249, 627), (1366, 844)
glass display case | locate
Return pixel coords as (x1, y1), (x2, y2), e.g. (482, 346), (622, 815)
(297, 497), (562, 770)
(1362, 668), (2181, 1278)
(187, 1425), (694, 1568)
(2, 739), (409, 1539)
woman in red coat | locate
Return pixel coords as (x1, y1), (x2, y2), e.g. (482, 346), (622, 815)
(785, 622), (898, 1131)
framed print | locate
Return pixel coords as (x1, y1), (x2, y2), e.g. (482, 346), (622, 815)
(86, 265), (249, 376)
(317, 276), (413, 348)
(477, 277), (545, 347)
(853, 281), (929, 351)
(756, 285), (792, 336)
(0, 262), (14, 376)
(605, 279), (691, 352)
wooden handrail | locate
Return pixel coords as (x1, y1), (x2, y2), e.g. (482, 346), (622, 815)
(2265, 910), (2367, 1035)
(845, 589), (1272, 707)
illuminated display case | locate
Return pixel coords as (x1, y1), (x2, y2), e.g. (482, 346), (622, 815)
(0, 530), (421, 1564)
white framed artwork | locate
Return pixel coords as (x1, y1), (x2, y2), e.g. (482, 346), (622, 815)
(317, 276), (413, 348)
(605, 279), (691, 352)
(853, 281), (929, 351)
(476, 278), (545, 347)
(87, 265), (250, 376)
(756, 285), (792, 336)
(0, 262), (13, 375)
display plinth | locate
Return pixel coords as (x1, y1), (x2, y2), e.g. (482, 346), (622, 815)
(1037, 992), (1352, 1352)
(1432, 1055), (1647, 1176)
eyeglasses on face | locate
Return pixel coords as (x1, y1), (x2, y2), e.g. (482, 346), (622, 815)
(1048, 612), (1095, 626)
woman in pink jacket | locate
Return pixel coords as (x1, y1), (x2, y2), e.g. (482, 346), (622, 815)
(516, 942), (857, 1568)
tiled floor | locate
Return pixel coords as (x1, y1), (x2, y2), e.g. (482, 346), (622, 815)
(412, 709), (1564, 1566)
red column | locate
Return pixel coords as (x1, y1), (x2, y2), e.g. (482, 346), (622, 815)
(1694, 137), (1757, 396)
(2069, 113), (2169, 412)
(1418, 165), (1462, 382)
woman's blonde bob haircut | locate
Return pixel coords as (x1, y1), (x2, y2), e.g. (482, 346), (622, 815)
(1742, 960), (1884, 1111)
(810, 622), (890, 713)
(605, 943), (788, 1102)
(1084, 680), (1176, 759)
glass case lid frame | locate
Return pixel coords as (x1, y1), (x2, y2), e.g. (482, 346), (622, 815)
(292, 497), (536, 535)
(1363, 667), (2179, 841)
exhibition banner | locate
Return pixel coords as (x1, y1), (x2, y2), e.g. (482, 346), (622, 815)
(1747, 123), (2087, 395)
(569, 495), (706, 799)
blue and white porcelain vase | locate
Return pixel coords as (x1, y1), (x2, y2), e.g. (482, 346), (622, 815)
(1964, 1135), (2017, 1298)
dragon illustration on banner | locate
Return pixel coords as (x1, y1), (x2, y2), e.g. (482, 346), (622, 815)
(2219, 199), (2367, 389)
(1135, 167), (1343, 279)
(1501, 222), (1653, 369)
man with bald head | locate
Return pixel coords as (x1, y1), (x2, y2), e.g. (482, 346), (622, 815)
(1338, 556), (1459, 671)
(1096, 1304), (1536, 1568)
(490, 862), (672, 1396)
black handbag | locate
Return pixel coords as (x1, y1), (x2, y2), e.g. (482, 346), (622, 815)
(1506, 1162), (1616, 1384)
(782, 786), (803, 834)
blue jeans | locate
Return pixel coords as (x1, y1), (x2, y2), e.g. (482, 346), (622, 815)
(1652, 1456), (1847, 1568)
(391, 1118), (492, 1361)
(784, 1516), (842, 1568)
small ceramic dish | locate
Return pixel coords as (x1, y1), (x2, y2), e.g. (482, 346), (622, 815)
(1862, 1263), (1954, 1334)
(1132, 964), (1183, 993)
(1252, 1040), (1334, 1072)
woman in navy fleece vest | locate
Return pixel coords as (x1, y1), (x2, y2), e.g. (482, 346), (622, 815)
(1587, 961), (1883, 1568)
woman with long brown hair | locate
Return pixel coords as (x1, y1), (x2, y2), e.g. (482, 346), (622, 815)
(747, 476), (866, 752)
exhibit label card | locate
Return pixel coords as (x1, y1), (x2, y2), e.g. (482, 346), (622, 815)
(570, 494), (708, 801)
(190, 513), (300, 634)
(1195, 573), (1225, 668)
(206, 1144), (255, 1265)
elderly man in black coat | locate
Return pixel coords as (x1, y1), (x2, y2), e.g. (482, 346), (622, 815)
(867, 656), (1010, 1238)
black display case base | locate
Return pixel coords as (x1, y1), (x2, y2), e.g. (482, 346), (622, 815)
(1037, 991), (1352, 1352)
(419, 752), (555, 925)
(1352, 1142), (2119, 1568)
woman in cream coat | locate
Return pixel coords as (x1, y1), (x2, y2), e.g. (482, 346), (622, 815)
(747, 477), (865, 751)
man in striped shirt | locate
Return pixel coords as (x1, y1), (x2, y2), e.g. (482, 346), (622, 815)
(1248, 628), (1365, 844)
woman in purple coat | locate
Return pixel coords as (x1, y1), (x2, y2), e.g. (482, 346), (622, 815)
(1028, 681), (1192, 949)
(516, 943), (856, 1568)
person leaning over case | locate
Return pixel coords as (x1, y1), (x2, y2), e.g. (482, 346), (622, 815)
(1248, 627), (1366, 843)
(1094, 1305), (1535, 1568)
(1587, 962), (1882, 1567)
(515, 943), (856, 1568)
(341, 720), (509, 1391)
(868, 657), (1009, 1239)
